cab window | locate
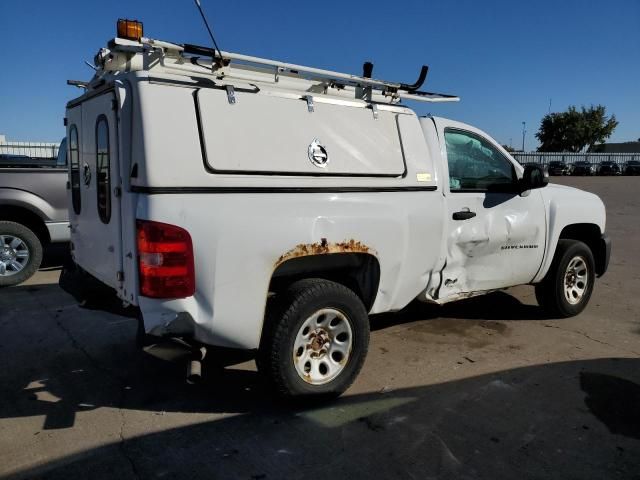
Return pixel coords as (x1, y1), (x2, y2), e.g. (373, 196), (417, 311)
(69, 126), (81, 214)
(95, 115), (111, 223)
(444, 129), (516, 192)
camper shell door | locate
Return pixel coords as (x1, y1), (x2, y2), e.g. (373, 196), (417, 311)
(67, 91), (123, 290)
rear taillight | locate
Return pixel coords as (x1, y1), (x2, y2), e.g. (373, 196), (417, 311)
(136, 219), (195, 299)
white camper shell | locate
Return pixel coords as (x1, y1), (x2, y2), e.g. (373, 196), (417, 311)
(65, 23), (610, 397)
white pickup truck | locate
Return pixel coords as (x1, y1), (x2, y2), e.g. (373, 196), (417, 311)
(63, 21), (610, 397)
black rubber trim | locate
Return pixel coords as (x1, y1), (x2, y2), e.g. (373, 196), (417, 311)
(0, 167), (66, 172)
(596, 233), (611, 277)
(193, 89), (408, 179)
(149, 75), (218, 89)
(131, 185), (437, 194)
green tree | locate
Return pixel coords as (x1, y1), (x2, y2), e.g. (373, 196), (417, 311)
(536, 105), (618, 152)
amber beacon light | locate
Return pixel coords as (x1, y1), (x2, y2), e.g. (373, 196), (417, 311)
(117, 19), (143, 41)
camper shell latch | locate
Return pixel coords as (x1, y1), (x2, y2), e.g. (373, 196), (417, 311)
(226, 85), (236, 104)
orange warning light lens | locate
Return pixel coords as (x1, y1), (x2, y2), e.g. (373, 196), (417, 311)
(117, 19), (143, 42)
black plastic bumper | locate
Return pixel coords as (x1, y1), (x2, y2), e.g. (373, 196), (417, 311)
(596, 233), (611, 277)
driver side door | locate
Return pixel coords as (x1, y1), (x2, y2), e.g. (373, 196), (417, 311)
(435, 120), (546, 301)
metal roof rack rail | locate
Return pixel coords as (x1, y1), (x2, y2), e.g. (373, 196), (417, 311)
(179, 43), (459, 104)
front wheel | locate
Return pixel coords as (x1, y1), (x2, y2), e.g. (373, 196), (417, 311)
(0, 221), (43, 287)
(258, 279), (370, 398)
(535, 239), (595, 317)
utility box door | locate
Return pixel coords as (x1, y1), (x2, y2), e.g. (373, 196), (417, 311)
(196, 89), (406, 176)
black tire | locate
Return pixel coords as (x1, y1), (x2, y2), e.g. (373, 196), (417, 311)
(0, 221), (43, 287)
(258, 278), (370, 398)
(535, 239), (595, 318)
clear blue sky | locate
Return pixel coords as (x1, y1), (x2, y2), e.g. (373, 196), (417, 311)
(1, 0), (638, 150)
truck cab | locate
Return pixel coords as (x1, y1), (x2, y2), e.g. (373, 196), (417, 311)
(63, 20), (610, 398)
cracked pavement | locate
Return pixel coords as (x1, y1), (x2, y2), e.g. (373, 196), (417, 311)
(0, 177), (639, 479)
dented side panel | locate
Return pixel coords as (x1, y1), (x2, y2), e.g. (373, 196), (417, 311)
(437, 192), (546, 299)
(427, 117), (547, 301)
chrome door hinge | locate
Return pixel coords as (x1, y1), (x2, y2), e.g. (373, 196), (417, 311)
(116, 271), (125, 282)
(114, 186), (122, 197)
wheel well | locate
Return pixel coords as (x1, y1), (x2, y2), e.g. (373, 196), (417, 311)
(0, 205), (50, 244)
(558, 223), (605, 275)
(270, 253), (381, 312)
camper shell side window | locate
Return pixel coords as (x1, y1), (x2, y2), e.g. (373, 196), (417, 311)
(69, 125), (81, 214)
(95, 115), (111, 223)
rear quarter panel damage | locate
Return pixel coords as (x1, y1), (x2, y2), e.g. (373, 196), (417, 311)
(136, 191), (445, 349)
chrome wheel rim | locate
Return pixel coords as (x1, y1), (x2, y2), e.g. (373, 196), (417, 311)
(0, 235), (30, 277)
(293, 308), (353, 385)
(564, 256), (588, 305)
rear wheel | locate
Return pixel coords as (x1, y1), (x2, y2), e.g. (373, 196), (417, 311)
(258, 279), (369, 398)
(0, 221), (43, 287)
(535, 239), (595, 317)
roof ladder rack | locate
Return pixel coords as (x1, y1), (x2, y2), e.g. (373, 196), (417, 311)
(180, 43), (459, 104)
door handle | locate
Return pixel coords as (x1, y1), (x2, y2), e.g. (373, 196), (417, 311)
(452, 210), (476, 220)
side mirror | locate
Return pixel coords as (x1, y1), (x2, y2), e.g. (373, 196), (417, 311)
(520, 165), (548, 193)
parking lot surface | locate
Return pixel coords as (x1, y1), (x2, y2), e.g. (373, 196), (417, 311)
(1, 177), (639, 479)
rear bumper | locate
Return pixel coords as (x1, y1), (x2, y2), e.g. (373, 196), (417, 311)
(595, 233), (611, 277)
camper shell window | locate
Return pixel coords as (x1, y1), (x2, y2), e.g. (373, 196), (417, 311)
(95, 115), (111, 223)
(69, 126), (81, 214)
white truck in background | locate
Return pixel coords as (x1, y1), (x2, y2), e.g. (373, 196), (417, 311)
(62, 20), (610, 397)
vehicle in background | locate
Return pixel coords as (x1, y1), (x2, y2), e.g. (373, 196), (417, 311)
(623, 160), (640, 175)
(570, 161), (595, 176)
(547, 161), (570, 176)
(0, 154), (33, 165)
(0, 138), (68, 286)
(0, 154), (59, 169)
(597, 161), (621, 176)
(521, 161), (542, 170)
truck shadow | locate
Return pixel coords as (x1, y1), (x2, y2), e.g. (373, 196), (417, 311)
(40, 242), (71, 271)
(3, 354), (639, 479)
(371, 290), (549, 332)
(1, 282), (638, 478)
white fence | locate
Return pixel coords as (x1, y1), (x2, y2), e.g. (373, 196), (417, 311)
(512, 152), (640, 167)
(0, 141), (60, 160)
